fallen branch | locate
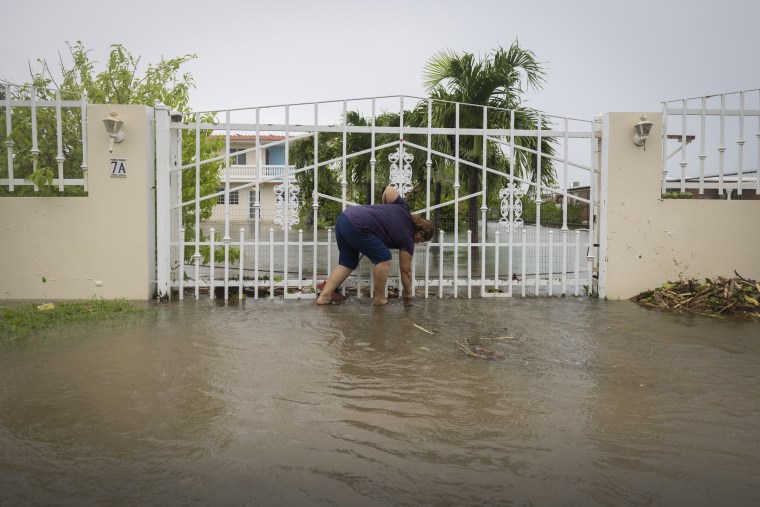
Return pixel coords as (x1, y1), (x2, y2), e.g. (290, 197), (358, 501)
(454, 337), (506, 359)
(631, 275), (760, 318)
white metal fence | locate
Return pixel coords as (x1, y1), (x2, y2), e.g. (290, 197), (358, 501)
(662, 88), (760, 199)
(0, 83), (88, 192)
(189, 224), (594, 300)
(156, 95), (600, 300)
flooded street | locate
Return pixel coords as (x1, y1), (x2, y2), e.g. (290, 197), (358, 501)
(1, 298), (759, 506)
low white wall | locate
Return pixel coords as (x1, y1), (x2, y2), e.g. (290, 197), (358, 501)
(0, 104), (155, 300)
(600, 112), (760, 300)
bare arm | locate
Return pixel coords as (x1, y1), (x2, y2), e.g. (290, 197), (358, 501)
(399, 250), (413, 299)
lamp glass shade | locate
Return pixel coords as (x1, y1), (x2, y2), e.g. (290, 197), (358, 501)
(634, 121), (652, 137)
(103, 117), (123, 135)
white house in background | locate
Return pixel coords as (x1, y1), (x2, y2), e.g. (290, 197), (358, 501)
(208, 135), (296, 222)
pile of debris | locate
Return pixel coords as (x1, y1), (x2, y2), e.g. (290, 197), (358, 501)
(631, 273), (760, 318)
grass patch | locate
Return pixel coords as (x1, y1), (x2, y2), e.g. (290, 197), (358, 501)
(0, 299), (153, 343)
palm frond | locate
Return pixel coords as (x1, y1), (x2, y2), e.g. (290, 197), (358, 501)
(422, 48), (461, 92)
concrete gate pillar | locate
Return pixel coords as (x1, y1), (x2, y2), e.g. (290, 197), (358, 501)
(598, 112), (663, 300)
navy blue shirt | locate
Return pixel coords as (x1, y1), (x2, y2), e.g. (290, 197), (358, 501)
(343, 196), (415, 254)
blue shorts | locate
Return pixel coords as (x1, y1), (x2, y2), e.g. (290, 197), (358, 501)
(335, 213), (392, 269)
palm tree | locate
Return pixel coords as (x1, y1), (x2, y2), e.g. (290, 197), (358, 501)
(421, 42), (557, 249)
(289, 110), (414, 226)
(342, 110), (406, 204)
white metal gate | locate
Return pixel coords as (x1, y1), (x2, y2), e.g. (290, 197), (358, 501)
(155, 96), (600, 301)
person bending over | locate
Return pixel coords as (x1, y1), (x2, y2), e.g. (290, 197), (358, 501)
(316, 185), (434, 305)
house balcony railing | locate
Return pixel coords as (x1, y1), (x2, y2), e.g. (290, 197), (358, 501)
(221, 165), (296, 182)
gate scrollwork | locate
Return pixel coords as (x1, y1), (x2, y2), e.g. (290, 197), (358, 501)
(498, 183), (524, 231)
(273, 182), (300, 230)
(388, 147), (414, 198)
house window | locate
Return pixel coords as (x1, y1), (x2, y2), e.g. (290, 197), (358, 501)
(230, 148), (246, 166)
(217, 187), (239, 205)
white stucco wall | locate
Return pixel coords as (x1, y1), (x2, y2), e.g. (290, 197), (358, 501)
(600, 112), (760, 300)
(0, 104), (155, 300)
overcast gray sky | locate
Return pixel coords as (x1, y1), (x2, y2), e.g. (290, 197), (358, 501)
(2, 0), (759, 121)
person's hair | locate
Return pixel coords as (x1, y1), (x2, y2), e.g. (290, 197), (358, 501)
(411, 214), (435, 242)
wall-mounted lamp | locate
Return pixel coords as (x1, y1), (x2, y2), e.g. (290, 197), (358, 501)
(103, 112), (125, 153)
(633, 114), (653, 149)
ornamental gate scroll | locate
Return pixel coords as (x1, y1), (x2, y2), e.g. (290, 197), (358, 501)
(273, 182), (300, 230)
(388, 146), (414, 198)
(498, 183), (524, 231)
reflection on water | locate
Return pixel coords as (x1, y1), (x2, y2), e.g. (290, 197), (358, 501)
(1, 299), (759, 506)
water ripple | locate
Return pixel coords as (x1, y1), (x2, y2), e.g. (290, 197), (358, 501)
(1, 298), (759, 505)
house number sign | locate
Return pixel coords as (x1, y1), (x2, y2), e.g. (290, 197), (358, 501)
(110, 158), (127, 178)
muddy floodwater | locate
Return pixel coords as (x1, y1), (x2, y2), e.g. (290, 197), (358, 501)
(1, 298), (759, 506)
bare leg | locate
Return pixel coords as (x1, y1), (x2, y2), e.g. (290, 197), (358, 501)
(317, 265), (353, 304)
(373, 260), (390, 305)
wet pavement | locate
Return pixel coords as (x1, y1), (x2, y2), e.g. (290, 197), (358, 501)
(0, 297), (758, 506)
